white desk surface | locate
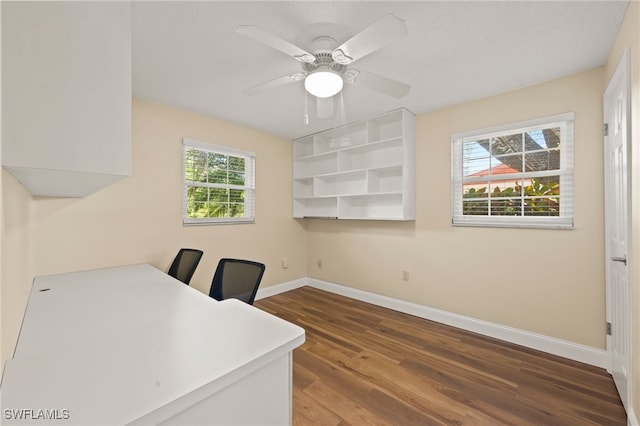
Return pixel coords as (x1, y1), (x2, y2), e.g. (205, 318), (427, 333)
(1, 264), (305, 425)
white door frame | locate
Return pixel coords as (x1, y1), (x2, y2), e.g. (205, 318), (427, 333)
(604, 47), (631, 413)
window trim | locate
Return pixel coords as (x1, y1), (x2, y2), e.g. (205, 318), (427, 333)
(451, 112), (574, 229)
(182, 138), (256, 225)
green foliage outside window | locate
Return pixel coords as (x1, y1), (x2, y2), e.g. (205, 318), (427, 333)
(185, 148), (248, 219)
(463, 177), (560, 216)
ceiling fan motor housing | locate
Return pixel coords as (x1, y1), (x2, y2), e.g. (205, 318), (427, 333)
(302, 51), (346, 75)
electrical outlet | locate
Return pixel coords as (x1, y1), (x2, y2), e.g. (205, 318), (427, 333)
(317, 260), (323, 269)
(402, 270), (410, 281)
(282, 258), (289, 269)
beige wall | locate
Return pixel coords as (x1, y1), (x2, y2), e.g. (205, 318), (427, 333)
(1, 99), (308, 364)
(31, 100), (307, 293)
(604, 0), (640, 420)
(306, 67), (606, 349)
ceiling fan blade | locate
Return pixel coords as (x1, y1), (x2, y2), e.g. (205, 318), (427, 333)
(316, 96), (334, 119)
(331, 14), (407, 65)
(237, 25), (316, 63)
(346, 69), (410, 98)
(243, 73), (305, 96)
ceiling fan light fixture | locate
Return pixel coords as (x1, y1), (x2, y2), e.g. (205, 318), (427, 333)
(305, 70), (343, 98)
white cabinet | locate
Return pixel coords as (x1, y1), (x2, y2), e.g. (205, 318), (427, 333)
(1, 2), (131, 197)
(293, 109), (416, 220)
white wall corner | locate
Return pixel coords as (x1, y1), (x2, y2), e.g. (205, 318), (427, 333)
(300, 277), (609, 369)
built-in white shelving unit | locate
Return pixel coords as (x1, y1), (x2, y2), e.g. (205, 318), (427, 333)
(293, 108), (416, 220)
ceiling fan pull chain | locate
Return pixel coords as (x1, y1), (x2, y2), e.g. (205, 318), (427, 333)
(333, 92), (343, 129)
(304, 90), (310, 125)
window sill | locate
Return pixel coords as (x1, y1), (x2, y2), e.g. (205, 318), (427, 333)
(183, 219), (255, 226)
(452, 218), (573, 230)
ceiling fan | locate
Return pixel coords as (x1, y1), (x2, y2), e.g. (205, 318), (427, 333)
(237, 14), (411, 103)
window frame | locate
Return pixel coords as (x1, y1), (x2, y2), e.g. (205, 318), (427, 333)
(182, 138), (256, 225)
(451, 112), (574, 229)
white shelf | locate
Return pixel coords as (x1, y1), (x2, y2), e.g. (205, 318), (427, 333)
(314, 121), (367, 154)
(292, 108), (415, 220)
(293, 152), (337, 178)
(294, 135), (402, 161)
(293, 197), (338, 218)
(368, 166), (403, 193)
(315, 170), (367, 196)
(368, 109), (405, 142)
(339, 193), (405, 220)
(338, 138), (403, 172)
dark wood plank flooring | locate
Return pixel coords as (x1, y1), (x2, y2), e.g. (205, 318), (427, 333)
(255, 286), (627, 426)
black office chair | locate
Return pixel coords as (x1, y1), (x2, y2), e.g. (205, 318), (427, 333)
(167, 248), (204, 285)
(209, 258), (266, 305)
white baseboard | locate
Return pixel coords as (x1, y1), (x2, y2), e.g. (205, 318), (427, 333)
(629, 408), (639, 426)
(260, 276), (609, 369)
(306, 278), (609, 368)
(255, 277), (307, 300)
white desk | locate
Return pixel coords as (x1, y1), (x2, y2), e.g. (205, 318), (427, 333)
(0, 264), (305, 425)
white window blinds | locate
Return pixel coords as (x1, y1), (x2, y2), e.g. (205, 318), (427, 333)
(451, 112), (574, 229)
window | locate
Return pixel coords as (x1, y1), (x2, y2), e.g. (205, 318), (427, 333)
(183, 138), (255, 225)
(451, 113), (574, 229)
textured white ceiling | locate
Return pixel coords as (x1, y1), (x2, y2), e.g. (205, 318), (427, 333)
(132, 1), (629, 140)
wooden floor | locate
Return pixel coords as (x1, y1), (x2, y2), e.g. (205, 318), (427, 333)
(255, 287), (627, 426)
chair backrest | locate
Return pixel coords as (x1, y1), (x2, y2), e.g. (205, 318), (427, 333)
(209, 258), (265, 305)
(167, 248), (203, 285)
